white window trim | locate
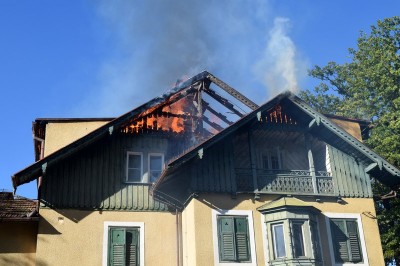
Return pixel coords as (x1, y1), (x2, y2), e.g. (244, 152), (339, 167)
(148, 153), (164, 183)
(324, 213), (369, 266)
(103, 221), (145, 266)
(261, 214), (271, 266)
(126, 152), (143, 183)
(211, 209), (257, 266)
(272, 223), (286, 259)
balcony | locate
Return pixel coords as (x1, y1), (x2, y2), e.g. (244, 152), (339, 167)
(235, 168), (334, 195)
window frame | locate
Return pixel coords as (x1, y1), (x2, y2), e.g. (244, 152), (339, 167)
(148, 153), (164, 183)
(290, 220), (306, 258)
(324, 213), (369, 266)
(260, 207), (322, 265)
(126, 152), (143, 183)
(103, 221), (145, 266)
(212, 210), (257, 266)
(260, 147), (283, 170)
(271, 222), (286, 259)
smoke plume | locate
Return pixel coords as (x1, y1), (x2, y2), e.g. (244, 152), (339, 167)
(254, 17), (306, 97)
(78, 1), (307, 116)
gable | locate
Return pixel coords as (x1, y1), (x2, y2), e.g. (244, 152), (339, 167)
(12, 71), (258, 192)
(153, 92), (400, 206)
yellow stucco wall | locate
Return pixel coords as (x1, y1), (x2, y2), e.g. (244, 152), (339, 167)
(182, 194), (384, 266)
(36, 209), (177, 266)
(44, 121), (109, 156)
(0, 221), (38, 266)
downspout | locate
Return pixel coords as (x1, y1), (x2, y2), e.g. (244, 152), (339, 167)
(34, 136), (45, 187)
(34, 136), (45, 208)
(176, 208), (183, 266)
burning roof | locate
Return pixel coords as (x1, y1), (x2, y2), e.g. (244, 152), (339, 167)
(13, 71), (258, 189)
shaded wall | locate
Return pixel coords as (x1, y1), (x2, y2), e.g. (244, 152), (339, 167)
(0, 221), (38, 266)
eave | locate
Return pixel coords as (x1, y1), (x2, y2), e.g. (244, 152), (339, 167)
(153, 91), (400, 203)
(12, 71), (211, 189)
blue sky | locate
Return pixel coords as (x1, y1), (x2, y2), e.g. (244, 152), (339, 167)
(1, 1), (399, 199)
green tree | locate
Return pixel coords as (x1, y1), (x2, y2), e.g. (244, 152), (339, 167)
(300, 16), (400, 264)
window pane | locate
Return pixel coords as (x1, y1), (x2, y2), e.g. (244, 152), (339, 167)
(262, 155), (269, 169)
(273, 224), (286, 258)
(150, 155), (162, 170)
(270, 151), (280, 169)
(128, 169), (141, 182)
(128, 154), (141, 168)
(292, 223), (305, 257)
(149, 155), (163, 182)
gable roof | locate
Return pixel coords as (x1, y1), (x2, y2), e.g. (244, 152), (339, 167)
(12, 71), (257, 190)
(153, 91), (400, 199)
(0, 192), (38, 221)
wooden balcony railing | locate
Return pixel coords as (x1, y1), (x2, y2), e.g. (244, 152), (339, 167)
(235, 168), (334, 195)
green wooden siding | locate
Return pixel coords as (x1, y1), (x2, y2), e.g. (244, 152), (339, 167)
(328, 145), (372, 198)
(190, 137), (236, 193)
(40, 133), (173, 210)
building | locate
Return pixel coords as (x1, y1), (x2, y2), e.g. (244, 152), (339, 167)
(0, 191), (38, 265)
(11, 71), (400, 265)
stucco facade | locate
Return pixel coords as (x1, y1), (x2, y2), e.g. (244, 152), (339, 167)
(182, 194), (383, 266)
(0, 222), (38, 266)
(36, 209), (177, 266)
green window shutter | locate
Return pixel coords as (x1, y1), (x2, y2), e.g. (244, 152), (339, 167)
(235, 217), (250, 261)
(109, 227), (140, 266)
(218, 217), (236, 261)
(330, 220), (349, 262)
(346, 220), (362, 263)
(217, 216), (251, 262)
(109, 228), (126, 266)
(330, 219), (363, 263)
(126, 229), (139, 266)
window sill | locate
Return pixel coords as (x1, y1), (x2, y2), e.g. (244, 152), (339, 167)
(124, 182), (155, 185)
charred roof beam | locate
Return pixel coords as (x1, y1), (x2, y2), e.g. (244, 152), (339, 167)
(207, 73), (259, 111)
(201, 100), (233, 126)
(202, 86), (244, 118)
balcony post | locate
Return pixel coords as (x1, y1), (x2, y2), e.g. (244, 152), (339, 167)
(248, 129), (259, 194)
(305, 134), (318, 193)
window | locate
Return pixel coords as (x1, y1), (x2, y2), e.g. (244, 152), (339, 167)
(291, 221), (305, 258)
(108, 227), (139, 266)
(258, 197), (322, 265)
(330, 219), (362, 263)
(148, 153), (164, 183)
(103, 222), (144, 266)
(217, 216), (250, 262)
(325, 213), (368, 266)
(126, 152), (143, 182)
(261, 148), (282, 170)
(272, 223), (286, 258)
(212, 210), (257, 266)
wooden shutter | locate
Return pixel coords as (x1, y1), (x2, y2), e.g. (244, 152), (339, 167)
(235, 217), (250, 261)
(109, 228), (126, 266)
(330, 220), (349, 262)
(218, 217), (236, 261)
(126, 229), (139, 266)
(330, 219), (362, 263)
(346, 220), (362, 262)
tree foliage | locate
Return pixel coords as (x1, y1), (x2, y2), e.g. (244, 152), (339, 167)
(300, 16), (400, 264)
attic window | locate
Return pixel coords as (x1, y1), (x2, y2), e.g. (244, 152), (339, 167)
(126, 152), (143, 182)
(261, 148), (282, 170)
(149, 153), (164, 183)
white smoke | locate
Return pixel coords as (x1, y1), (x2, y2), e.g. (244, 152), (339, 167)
(75, 1), (307, 116)
(254, 17), (306, 97)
